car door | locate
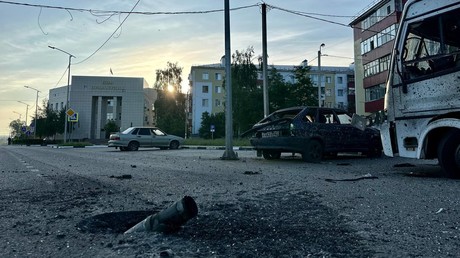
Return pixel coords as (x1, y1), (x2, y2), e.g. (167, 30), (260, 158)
(333, 110), (368, 151)
(151, 128), (170, 147)
(136, 128), (153, 147)
(316, 109), (343, 151)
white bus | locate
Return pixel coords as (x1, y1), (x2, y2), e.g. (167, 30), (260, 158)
(380, 0), (460, 178)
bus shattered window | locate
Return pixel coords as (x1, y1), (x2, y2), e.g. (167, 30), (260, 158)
(402, 8), (460, 80)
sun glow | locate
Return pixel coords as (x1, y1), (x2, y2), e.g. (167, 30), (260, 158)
(167, 84), (175, 93)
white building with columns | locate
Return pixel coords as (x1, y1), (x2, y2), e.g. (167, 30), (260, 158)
(48, 75), (156, 140)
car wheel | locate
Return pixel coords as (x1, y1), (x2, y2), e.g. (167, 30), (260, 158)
(262, 150), (281, 160)
(169, 140), (180, 150)
(302, 140), (323, 163)
(128, 141), (139, 151)
(437, 129), (460, 179)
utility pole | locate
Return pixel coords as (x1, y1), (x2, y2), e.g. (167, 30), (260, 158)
(221, 0), (238, 160)
(24, 85), (41, 138)
(17, 101), (29, 127)
(49, 46), (75, 143)
(262, 3), (269, 117)
(318, 43), (325, 107)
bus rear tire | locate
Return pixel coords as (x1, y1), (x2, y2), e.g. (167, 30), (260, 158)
(438, 129), (460, 179)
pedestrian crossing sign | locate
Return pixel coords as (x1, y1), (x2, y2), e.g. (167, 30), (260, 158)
(68, 112), (78, 122)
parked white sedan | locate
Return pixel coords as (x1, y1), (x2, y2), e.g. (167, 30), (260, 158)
(108, 127), (184, 151)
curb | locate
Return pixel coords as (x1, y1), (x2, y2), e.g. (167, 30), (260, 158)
(182, 146), (254, 151)
(46, 145), (254, 150)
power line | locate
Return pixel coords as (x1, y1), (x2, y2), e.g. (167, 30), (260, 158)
(54, 66), (69, 87)
(0, 1), (258, 16)
(267, 4), (397, 37)
(74, 0), (141, 65)
(0, 0), (259, 65)
(267, 4), (351, 28)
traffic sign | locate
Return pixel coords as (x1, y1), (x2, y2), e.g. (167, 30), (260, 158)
(68, 112), (79, 122)
(66, 108), (75, 117)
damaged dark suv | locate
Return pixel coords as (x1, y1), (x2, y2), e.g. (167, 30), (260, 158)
(242, 106), (382, 162)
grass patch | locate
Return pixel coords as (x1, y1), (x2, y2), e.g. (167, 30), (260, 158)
(59, 142), (93, 147)
(184, 138), (250, 146)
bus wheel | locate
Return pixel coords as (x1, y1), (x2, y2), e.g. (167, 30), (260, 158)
(438, 129), (460, 179)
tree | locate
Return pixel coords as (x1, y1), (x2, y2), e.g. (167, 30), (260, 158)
(154, 62), (183, 93)
(103, 120), (119, 139)
(268, 64), (317, 111)
(268, 66), (292, 111)
(289, 64), (317, 106)
(153, 62), (186, 137)
(225, 46), (263, 135)
(9, 119), (24, 138)
(198, 111), (225, 139)
(31, 99), (65, 139)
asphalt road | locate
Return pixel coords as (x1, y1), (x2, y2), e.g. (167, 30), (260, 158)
(0, 145), (458, 257)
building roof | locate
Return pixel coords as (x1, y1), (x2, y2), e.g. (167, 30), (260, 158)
(349, 0), (390, 25)
(191, 64), (353, 74)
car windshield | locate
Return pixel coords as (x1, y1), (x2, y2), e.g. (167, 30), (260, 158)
(258, 108), (303, 124)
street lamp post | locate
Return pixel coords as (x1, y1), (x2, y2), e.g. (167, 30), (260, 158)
(13, 111), (22, 120)
(17, 101), (29, 127)
(24, 85), (41, 138)
(318, 43), (325, 107)
(48, 45), (75, 143)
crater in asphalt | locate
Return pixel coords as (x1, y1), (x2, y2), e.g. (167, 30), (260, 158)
(76, 210), (157, 234)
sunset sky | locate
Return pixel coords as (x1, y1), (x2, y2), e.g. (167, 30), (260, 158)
(0, 0), (377, 136)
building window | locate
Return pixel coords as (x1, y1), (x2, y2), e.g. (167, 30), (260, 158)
(107, 113), (114, 120)
(310, 74), (318, 85)
(107, 100), (113, 106)
(202, 85), (209, 93)
(365, 84), (386, 102)
(337, 76), (343, 84)
(361, 24), (398, 54)
(326, 89), (332, 96)
(326, 76), (332, 83)
(215, 73), (222, 80)
(202, 73), (209, 80)
(215, 99), (221, 107)
(337, 89), (344, 97)
(364, 54), (391, 78)
(379, 55), (390, 72)
(361, 2), (395, 30)
(215, 86), (222, 93)
(338, 102), (344, 109)
(61, 102), (64, 110)
(202, 99), (209, 107)
(50, 104), (53, 110)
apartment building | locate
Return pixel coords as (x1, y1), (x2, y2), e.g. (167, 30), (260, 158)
(188, 64), (225, 135)
(189, 62), (354, 135)
(350, 0), (407, 115)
